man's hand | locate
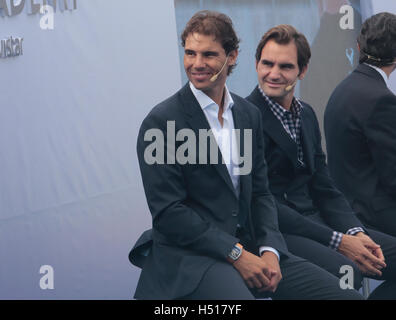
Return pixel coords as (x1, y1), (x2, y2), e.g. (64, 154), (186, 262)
(338, 234), (386, 276)
(232, 250), (272, 290)
(258, 251), (282, 293)
(355, 232), (386, 268)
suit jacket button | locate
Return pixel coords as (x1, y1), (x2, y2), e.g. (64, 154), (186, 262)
(283, 193), (288, 200)
(232, 211), (238, 217)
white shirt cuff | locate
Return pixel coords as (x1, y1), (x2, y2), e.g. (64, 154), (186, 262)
(259, 246), (280, 261)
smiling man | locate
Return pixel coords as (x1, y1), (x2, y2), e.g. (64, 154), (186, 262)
(247, 24), (396, 299)
(255, 38), (308, 112)
(129, 12), (363, 300)
(183, 32), (235, 108)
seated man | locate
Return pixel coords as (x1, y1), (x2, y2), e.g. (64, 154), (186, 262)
(129, 11), (362, 300)
(247, 24), (396, 299)
(325, 13), (396, 237)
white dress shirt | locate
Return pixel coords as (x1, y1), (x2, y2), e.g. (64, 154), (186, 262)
(189, 82), (280, 260)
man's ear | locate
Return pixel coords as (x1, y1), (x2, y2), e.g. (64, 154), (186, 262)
(228, 49), (238, 66)
(298, 65), (309, 80)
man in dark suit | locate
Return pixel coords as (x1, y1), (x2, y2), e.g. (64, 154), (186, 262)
(247, 24), (396, 299)
(129, 11), (363, 300)
(325, 12), (396, 238)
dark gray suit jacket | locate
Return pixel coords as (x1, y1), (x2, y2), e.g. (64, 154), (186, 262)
(325, 64), (396, 227)
(246, 86), (365, 247)
(130, 83), (289, 299)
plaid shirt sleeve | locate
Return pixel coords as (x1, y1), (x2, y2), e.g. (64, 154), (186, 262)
(346, 227), (365, 236)
(329, 231), (343, 250)
(329, 227), (366, 250)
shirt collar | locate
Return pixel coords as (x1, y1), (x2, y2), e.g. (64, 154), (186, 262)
(258, 85), (303, 117)
(364, 63), (389, 87)
(290, 98), (303, 118)
(189, 82), (234, 112)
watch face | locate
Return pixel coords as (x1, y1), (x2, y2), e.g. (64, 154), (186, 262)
(229, 245), (242, 260)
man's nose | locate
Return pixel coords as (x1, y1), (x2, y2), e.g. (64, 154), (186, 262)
(268, 66), (281, 80)
(193, 54), (206, 69)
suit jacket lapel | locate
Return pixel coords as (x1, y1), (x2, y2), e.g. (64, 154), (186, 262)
(248, 86), (300, 168)
(299, 107), (315, 174)
(179, 83), (238, 197)
(231, 99), (251, 200)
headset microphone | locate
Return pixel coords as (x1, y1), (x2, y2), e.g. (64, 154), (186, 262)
(285, 80), (297, 92)
(210, 56), (229, 82)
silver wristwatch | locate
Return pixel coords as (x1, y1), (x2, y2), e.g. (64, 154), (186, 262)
(228, 243), (243, 261)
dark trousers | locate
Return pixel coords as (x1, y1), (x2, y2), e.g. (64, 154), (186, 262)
(283, 213), (396, 300)
(182, 254), (363, 300)
(360, 211), (396, 238)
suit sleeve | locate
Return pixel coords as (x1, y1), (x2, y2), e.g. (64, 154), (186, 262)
(137, 112), (238, 261)
(366, 94), (396, 196)
(308, 108), (366, 232)
(250, 108), (289, 256)
(275, 201), (335, 246)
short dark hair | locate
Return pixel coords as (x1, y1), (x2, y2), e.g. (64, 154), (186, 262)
(255, 24), (311, 73)
(181, 10), (240, 75)
(358, 12), (396, 67)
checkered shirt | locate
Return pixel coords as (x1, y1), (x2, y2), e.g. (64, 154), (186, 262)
(258, 86), (304, 166)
